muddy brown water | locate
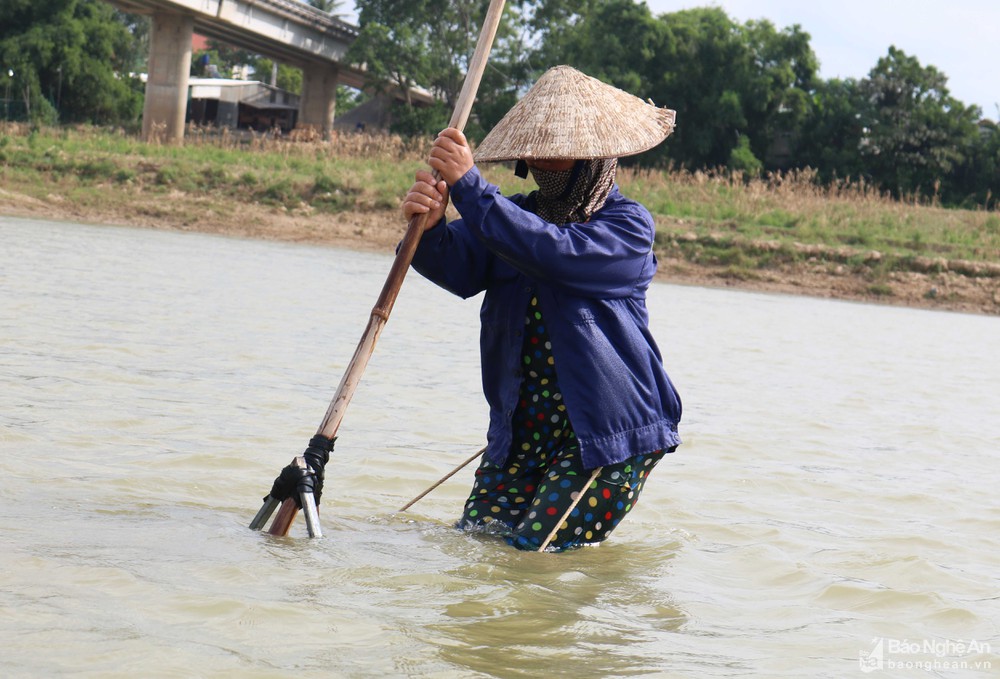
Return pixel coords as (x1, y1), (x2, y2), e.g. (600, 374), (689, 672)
(2, 216), (997, 677)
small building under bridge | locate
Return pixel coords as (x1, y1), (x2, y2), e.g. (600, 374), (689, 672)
(184, 77), (437, 136)
(186, 78), (300, 133)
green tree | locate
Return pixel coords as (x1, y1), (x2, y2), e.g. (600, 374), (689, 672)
(737, 18), (817, 168)
(535, 5), (817, 170)
(307, 0), (346, 16)
(857, 46), (981, 202)
(951, 119), (1000, 209)
(468, 2), (548, 136)
(336, 85), (367, 115)
(250, 57), (303, 93)
(536, 0), (664, 99)
(728, 133), (763, 176)
(192, 41), (258, 79)
(527, 0), (682, 166)
(114, 10), (149, 76)
(348, 0), (439, 111)
(191, 41), (307, 96)
(348, 0), (536, 135)
(797, 77), (866, 182)
(648, 8), (818, 170)
(0, 0), (142, 124)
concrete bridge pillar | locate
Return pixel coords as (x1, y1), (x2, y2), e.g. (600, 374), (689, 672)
(142, 12), (194, 143)
(300, 64), (339, 139)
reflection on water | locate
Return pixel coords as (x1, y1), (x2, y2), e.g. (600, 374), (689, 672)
(1, 216), (998, 677)
(430, 541), (685, 677)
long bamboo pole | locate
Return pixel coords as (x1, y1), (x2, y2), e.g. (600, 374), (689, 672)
(260, 0), (507, 537)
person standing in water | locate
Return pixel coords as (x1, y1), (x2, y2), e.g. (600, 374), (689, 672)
(402, 65), (682, 551)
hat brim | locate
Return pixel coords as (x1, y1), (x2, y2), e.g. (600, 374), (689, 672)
(473, 65), (676, 162)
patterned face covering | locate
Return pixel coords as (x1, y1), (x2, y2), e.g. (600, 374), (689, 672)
(529, 158), (619, 225)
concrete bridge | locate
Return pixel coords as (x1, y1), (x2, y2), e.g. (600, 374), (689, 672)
(107, 0), (373, 142)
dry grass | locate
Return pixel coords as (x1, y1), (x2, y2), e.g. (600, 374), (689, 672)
(621, 165), (999, 264)
(2, 122), (997, 270)
(2, 122), (997, 314)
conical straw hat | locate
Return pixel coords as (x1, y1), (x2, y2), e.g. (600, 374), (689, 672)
(473, 65), (676, 162)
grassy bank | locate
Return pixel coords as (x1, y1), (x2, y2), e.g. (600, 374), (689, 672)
(2, 123), (998, 313)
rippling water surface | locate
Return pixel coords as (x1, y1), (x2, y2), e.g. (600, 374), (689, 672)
(2, 216), (998, 678)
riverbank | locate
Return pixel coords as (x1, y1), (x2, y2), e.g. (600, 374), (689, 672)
(4, 188), (997, 316)
(1, 123), (997, 315)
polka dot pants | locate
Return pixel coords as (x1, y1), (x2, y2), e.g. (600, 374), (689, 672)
(461, 445), (667, 551)
(459, 296), (669, 551)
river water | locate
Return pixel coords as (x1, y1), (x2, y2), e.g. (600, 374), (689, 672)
(1, 215), (997, 678)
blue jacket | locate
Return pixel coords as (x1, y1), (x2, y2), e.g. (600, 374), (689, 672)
(410, 166), (682, 469)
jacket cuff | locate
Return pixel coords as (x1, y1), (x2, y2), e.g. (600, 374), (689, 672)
(451, 165), (488, 208)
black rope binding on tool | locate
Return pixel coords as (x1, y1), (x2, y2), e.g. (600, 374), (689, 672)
(266, 435), (336, 507)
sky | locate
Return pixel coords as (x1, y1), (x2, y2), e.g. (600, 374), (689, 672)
(342, 0), (999, 119)
(644, 0), (999, 117)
